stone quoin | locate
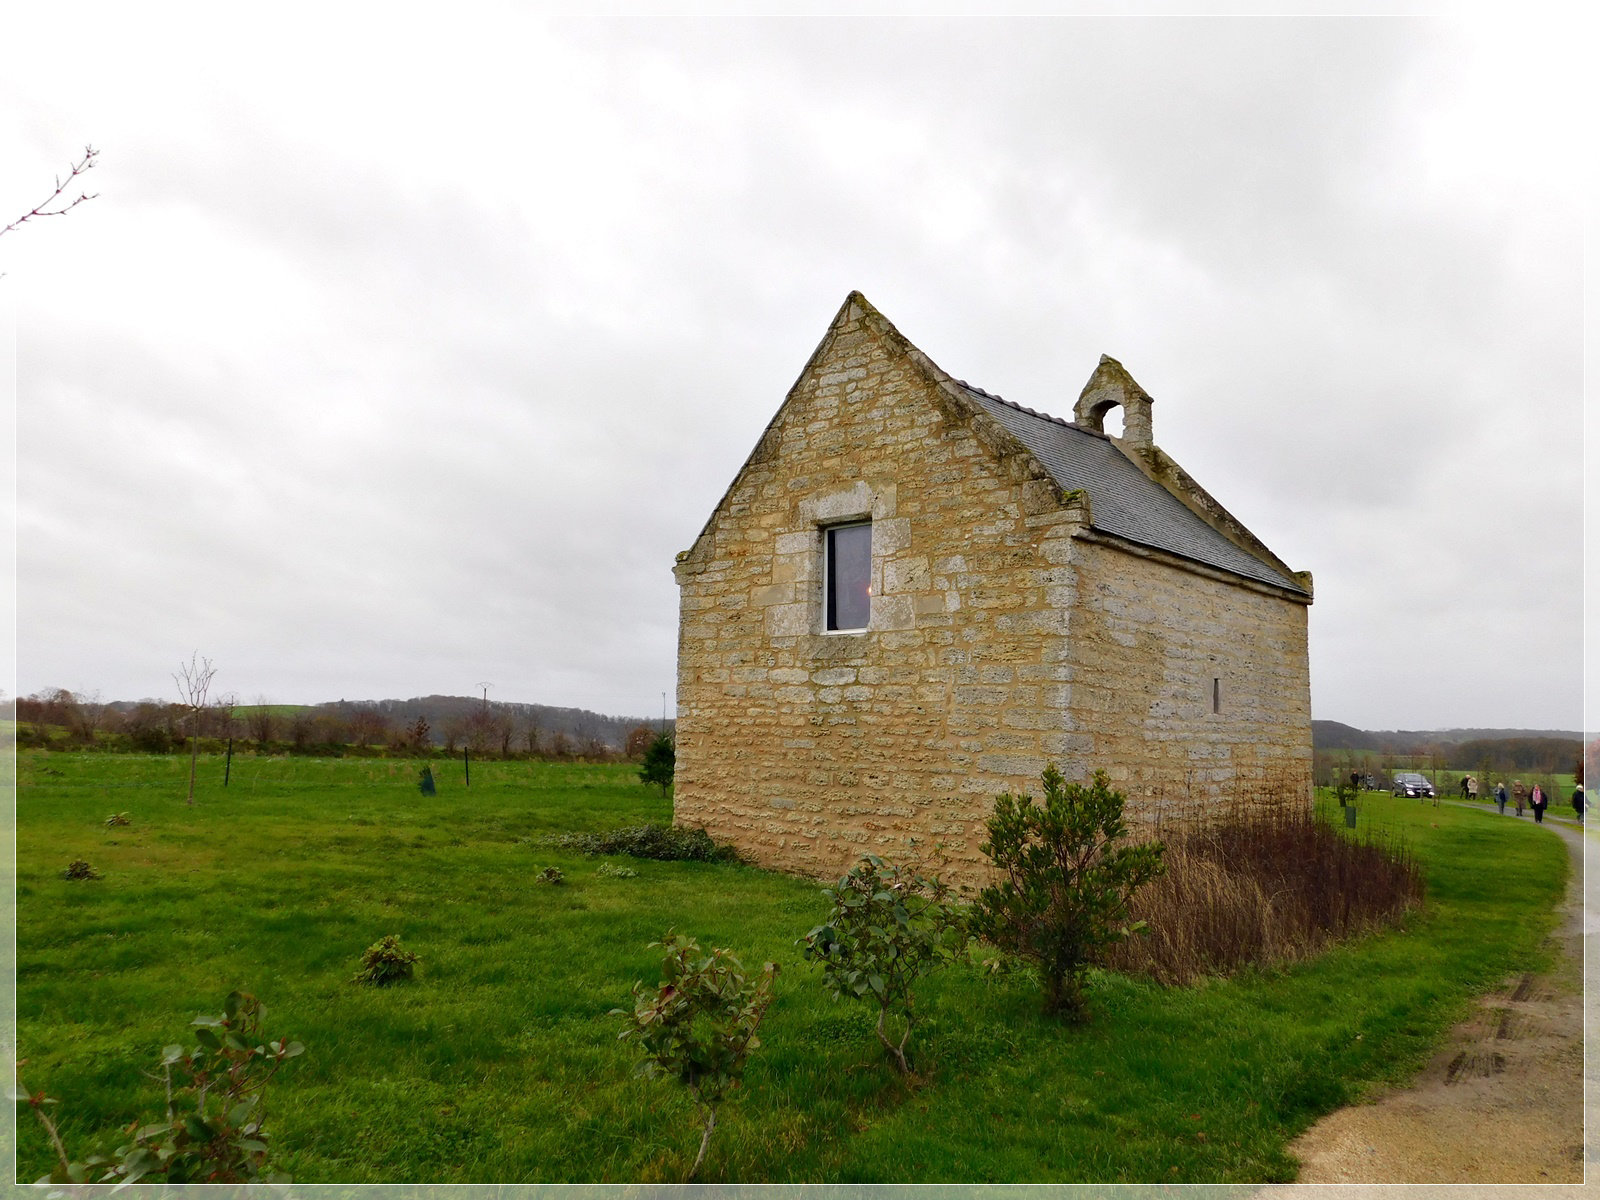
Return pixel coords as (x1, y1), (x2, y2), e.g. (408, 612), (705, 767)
(673, 292), (1313, 883)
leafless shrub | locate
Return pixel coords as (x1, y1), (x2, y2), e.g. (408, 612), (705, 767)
(174, 653), (218, 806)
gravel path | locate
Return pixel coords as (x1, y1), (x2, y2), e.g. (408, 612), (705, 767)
(1255, 806), (1591, 1196)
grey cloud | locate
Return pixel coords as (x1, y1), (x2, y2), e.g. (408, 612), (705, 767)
(8, 13), (1581, 730)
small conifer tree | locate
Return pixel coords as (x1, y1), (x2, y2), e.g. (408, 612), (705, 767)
(639, 734), (675, 796)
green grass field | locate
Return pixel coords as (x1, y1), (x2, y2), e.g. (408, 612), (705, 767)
(12, 752), (1570, 1183)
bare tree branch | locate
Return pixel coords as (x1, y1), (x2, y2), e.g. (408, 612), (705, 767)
(2, 145), (100, 238)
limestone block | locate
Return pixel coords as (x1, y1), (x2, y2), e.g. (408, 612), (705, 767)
(874, 517), (912, 556)
(884, 556), (930, 594)
(751, 583), (796, 607)
(873, 595), (915, 631)
(803, 482), (877, 524)
(766, 603), (810, 637)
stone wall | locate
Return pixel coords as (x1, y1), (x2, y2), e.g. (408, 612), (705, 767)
(1064, 535), (1314, 832)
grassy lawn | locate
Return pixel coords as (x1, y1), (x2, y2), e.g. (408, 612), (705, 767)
(12, 753), (1570, 1183)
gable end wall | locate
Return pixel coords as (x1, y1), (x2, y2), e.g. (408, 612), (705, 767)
(673, 305), (1085, 883)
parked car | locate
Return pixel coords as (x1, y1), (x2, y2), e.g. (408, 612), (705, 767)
(1392, 771), (1435, 798)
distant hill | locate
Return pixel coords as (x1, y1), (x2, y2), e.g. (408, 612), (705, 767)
(1309, 720), (1378, 751)
(1312, 721), (1581, 775)
(109, 694), (670, 752)
(1313, 721), (1581, 752)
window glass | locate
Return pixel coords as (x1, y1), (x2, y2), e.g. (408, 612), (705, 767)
(826, 523), (871, 631)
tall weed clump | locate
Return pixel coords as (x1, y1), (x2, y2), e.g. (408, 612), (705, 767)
(1106, 791), (1424, 985)
(550, 823), (736, 863)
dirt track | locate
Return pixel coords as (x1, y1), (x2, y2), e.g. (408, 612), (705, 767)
(1256, 810), (1591, 1197)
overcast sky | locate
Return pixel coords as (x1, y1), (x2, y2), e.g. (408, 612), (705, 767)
(2, 4), (1586, 732)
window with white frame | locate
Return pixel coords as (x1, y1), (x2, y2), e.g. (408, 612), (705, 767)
(824, 522), (871, 631)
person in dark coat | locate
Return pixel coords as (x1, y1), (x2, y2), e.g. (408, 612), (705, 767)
(1530, 782), (1547, 824)
(1495, 781), (1508, 815)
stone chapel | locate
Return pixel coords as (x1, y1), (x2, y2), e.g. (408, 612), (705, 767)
(672, 292), (1312, 881)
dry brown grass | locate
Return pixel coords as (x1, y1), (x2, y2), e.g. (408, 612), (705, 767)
(1107, 789), (1424, 986)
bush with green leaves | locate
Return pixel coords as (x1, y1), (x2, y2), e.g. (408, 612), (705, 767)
(614, 933), (777, 1180)
(15, 990), (304, 1185)
(800, 854), (965, 1075)
(352, 934), (420, 985)
(550, 822), (735, 863)
(536, 866), (565, 885)
(62, 859), (100, 880)
(971, 765), (1165, 1021)
(595, 862), (638, 879)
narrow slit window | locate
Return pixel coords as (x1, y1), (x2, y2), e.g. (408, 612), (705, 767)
(1213, 677), (1221, 714)
(825, 522), (871, 631)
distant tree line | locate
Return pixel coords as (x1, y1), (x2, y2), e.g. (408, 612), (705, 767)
(10, 688), (672, 763)
(1444, 737), (1581, 775)
(1312, 737), (1579, 785)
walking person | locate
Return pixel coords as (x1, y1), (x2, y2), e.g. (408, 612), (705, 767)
(1573, 785), (1585, 823)
(1467, 775), (1479, 802)
(1513, 780), (1526, 817)
(1529, 782), (1547, 823)
(1495, 781), (1508, 815)
(1459, 775), (1470, 800)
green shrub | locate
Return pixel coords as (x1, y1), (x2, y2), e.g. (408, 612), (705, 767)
(800, 854), (965, 1075)
(549, 823), (735, 863)
(129, 725), (174, 754)
(62, 859), (100, 880)
(615, 933), (777, 1180)
(638, 734), (675, 796)
(536, 866), (565, 885)
(351, 935), (420, 985)
(16, 990), (304, 1185)
(15, 722), (50, 749)
(970, 765), (1165, 1021)
(595, 863), (638, 879)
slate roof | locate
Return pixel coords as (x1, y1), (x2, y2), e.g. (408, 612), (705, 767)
(955, 382), (1307, 595)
